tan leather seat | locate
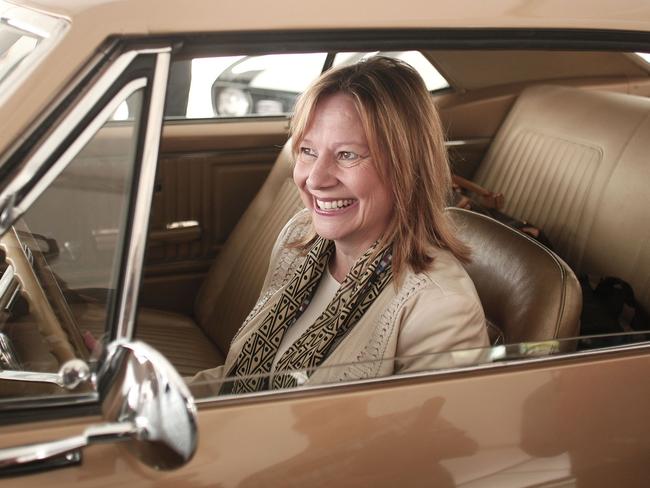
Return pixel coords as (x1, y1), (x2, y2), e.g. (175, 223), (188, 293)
(474, 84), (650, 312)
(133, 143), (301, 376)
(449, 207), (582, 343)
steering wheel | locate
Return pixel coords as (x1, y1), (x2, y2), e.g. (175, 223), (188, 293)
(0, 224), (88, 365)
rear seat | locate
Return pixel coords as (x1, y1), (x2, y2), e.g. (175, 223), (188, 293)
(474, 85), (650, 312)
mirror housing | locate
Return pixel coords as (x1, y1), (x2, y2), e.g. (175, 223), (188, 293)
(97, 340), (198, 469)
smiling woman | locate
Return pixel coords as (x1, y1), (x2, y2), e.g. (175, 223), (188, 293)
(192, 57), (489, 394)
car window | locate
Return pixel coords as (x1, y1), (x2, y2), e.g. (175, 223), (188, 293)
(161, 50), (449, 120)
(190, 332), (650, 398)
(145, 46), (650, 403)
(332, 50), (449, 91)
(0, 86), (144, 399)
(164, 52), (328, 119)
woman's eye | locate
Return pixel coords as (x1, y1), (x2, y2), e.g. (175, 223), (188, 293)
(337, 151), (359, 161)
(299, 147), (317, 160)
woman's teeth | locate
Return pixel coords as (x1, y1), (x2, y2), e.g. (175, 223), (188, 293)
(316, 199), (355, 210)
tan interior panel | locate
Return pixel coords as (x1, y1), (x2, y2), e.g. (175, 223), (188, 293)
(140, 119), (289, 312)
(426, 50), (650, 91)
(160, 118), (289, 152)
(147, 151), (280, 263)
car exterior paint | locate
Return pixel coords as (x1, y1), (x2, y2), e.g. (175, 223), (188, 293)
(1, 0), (650, 486)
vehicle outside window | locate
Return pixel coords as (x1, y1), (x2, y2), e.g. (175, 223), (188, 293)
(162, 50), (450, 119)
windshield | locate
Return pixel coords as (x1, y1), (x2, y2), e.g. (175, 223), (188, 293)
(0, 1), (68, 96)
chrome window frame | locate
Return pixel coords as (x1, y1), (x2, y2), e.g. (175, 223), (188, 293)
(0, 45), (171, 413)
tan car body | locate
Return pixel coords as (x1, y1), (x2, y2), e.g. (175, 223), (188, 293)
(1, 0), (650, 486)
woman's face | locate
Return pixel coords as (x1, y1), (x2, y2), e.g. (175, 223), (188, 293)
(293, 92), (393, 257)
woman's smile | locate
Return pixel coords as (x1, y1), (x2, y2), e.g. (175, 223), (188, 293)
(313, 197), (358, 213)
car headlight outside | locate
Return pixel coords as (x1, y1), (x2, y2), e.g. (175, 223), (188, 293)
(216, 87), (251, 116)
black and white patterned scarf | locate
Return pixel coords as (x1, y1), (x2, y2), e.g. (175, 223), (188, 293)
(229, 237), (392, 393)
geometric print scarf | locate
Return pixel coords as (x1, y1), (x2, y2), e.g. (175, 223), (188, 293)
(230, 236), (393, 394)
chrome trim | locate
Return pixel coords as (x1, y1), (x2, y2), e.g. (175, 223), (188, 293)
(0, 332), (19, 370)
(0, 358), (91, 390)
(0, 340), (197, 471)
(0, 420), (136, 469)
(166, 220), (200, 230)
(0, 370), (62, 386)
(0, 392), (97, 412)
(0, 263), (14, 297)
(115, 49), (171, 339)
(0, 46), (170, 235)
(0, 2), (70, 107)
(196, 336), (650, 405)
(445, 137), (492, 147)
(5, 284), (19, 310)
(14, 78), (146, 216)
(0, 50), (139, 232)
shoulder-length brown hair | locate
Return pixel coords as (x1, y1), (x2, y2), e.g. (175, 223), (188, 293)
(290, 56), (470, 279)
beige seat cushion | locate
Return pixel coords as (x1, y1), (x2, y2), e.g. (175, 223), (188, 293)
(449, 207), (582, 343)
(134, 308), (224, 377)
(75, 302), (223, 377)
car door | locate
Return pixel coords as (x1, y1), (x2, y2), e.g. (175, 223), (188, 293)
(1, 29), (650, 488)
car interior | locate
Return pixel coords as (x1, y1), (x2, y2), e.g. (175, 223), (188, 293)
(124, 48), (650, 377)
(2, 46), (650, 392)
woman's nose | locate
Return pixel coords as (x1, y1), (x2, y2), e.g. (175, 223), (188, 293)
(306, 155), (337, 190)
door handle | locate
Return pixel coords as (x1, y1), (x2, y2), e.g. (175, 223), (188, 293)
(148, 220), (201, 244)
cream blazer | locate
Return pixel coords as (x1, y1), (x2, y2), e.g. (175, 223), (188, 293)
(191, 210), (489, 394)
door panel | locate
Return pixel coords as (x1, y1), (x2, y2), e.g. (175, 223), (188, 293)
(2, 349), (649, 486)
(140, 119), (288, 314)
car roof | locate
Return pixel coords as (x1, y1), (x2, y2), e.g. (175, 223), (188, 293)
(15, 0), (650, 33)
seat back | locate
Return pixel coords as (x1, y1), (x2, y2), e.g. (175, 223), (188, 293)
(193, 143), (303, 354)
(449, 207), (582, 343)
(474, 84), (650, 312)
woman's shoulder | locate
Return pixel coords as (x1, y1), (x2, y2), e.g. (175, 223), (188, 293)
(396, 247), (481, 306)
(276, 208), (312, 247)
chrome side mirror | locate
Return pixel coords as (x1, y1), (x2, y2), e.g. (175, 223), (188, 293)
(0, 340), (197, 471)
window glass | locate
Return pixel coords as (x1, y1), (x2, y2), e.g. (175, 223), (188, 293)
(0, 88), (143, 398)
(189, 332), (650, 399)
(145, 47), (650, 403)
(332, 51), (449, 91)
(165, 52), (328, 119)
